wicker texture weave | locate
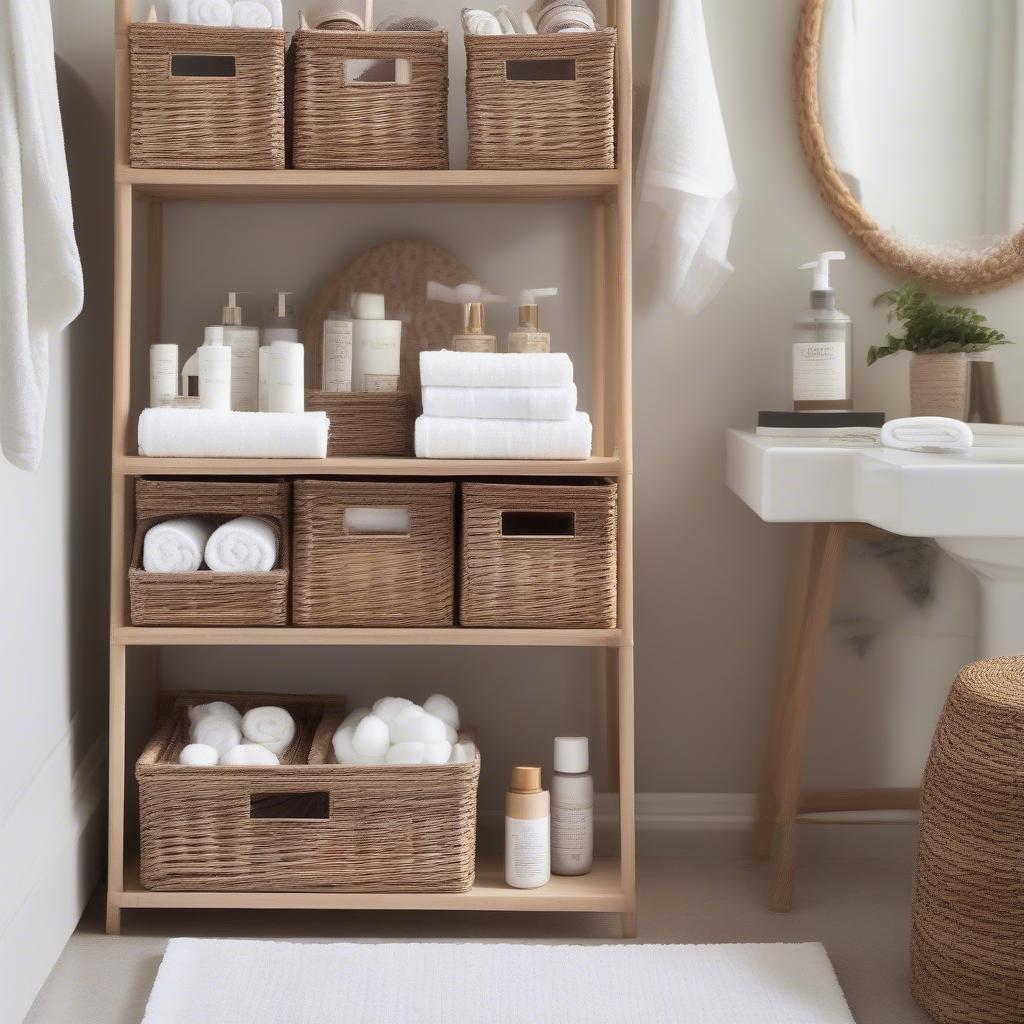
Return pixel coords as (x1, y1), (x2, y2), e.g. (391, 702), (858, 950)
(291, 30), (449, 169)
(465, 30), (616, 170)
(911, 657), (1024, 1023)
(291, 480), (455, 627)
(909, 354), (969, 419)
(460, 482), (617, 628)
(129, 23), (285, 169)
(304, 392), (414, 457)
(128, 479), (289, 627)
(138, 691), (480, 892)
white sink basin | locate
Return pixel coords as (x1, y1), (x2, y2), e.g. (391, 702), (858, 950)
(727, 429), (1024, 656)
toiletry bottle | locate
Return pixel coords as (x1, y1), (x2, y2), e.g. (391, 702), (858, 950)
(351, 292), (402, 393)
(268, 341), (305, 413)
(198, 325), (231, 411)
(222, 291), (260, 412)
(508, 288), (558, 353)
(261, 291), (299, 410)
(452, 302), (497, 353)
(505, 765), (550, 889)
(149, 343), (178, 407)
(551, 736), (593, 876)
(793, 251), (853, 411)
(323, 308), (354, 392)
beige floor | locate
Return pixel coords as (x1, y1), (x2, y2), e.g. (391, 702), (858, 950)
(26, 856), (930, 1024)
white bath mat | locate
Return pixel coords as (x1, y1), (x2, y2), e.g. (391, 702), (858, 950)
(142, 938), (855, 1023)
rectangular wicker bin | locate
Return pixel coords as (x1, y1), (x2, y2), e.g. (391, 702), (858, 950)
(465, 29), (616, 170)
(129, 23), (285, 169)
(292, 480), (455, 626)
(128, 479), (290, 627)
(460, 481), (618, 628)
(304, 391), (414, 457)
(137, 691), (480, 893)
(290, 29), (449, 169)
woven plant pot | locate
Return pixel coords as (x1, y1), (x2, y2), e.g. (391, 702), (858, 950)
(911, 657), (1024, 1023)
(909, 352), (968, 419)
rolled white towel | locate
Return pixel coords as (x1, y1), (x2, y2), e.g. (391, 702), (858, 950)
(188, 701), (242, 730)
(386, 741), (427, 765)
(881, 416), (973, 453)
(415, 412), (592, 460)
(423, 694), (460, 730)
(178, 743), (219, 766)
(391, 705), (448, 744)
(168, 0), (233, 25)
(232, 0), (272, 27)
(421, 384), (577, 421)
(462, 8), (502, 34)
(332, 725), (385, 765)
(220, 744), (280, 766)
(192, 717), (242, 757)
(143, 517), (213, 573)
(242, 0), (283, 26)
(351, 714), (390, 758)
(205, 516), (278, 573)
(241, 706), (296, 755)
(420, 350), (573, 389)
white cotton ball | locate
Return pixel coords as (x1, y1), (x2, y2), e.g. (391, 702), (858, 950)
(193, 717), (242, 756)
(351, 714), (390, 757)
(332, 726), (385, 765)
(422, 741), (452, 765)
(444, 723), (458, 744)
(341, 708), (371, 731)
(372, 696), (414, 726)
(386, 741), (426, 765)
(178, 743), (219, 766)
(424, 694), (460, 730)
(188, 701), (242, 730)
(220, 744), (280, 766)
(391, 705), (447, 744)
(454, 740), (477, 763)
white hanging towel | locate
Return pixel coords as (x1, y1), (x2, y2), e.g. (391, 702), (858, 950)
(0, 1), (83, 471)
(636, 0), (740, 316)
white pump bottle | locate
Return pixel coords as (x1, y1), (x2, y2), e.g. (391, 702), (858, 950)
(793, 251), (853, 411)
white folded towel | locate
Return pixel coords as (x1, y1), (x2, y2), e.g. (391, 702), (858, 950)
(881, 417), (973, 453)
(168, 0), (233, 25)
(420, 350), (573, 389)
(188, 701), (242, 730)
(143, 517), (214, 573)
(192, 717), (242, 757)
(138, 408), (328, 459)
(220, 744), (280, 766)
(421, 384), (577, 421)
(241, 705), (295, 756)
(204, 516), (278, 573)
(415, 412), (592, 460)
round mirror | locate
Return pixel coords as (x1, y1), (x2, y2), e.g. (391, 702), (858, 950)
(795, 0), (1024, 293)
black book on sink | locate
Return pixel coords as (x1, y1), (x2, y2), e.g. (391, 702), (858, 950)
(756, 411), (885, 437)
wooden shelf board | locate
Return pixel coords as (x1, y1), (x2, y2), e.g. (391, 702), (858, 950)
(112, 626), (625, 648)
(118, 166), (622, 203)
(117, 857), (624, 913)
(116, 455), (622, 477)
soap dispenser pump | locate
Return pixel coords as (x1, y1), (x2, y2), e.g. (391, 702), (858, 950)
(426, 281), (505, 353)
(508, 287), (558, 353)
(793, 251), (852, 411)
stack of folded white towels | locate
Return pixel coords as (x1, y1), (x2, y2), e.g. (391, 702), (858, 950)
(179, 701), (296, 766)
(143, 516), (278, 573)
(415, 351), (592, 459)
(333, 694), (477, 766)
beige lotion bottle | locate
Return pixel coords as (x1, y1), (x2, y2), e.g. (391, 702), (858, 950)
(508, 287), (558, 353)
(793, 251), (853, 411)
(351, 292), (402, 393)
(425, 281), (504, 352)
(505, 765), (550, 889)
(323, 309), (353, 392)
(222, 292), (260, 412)
(198, 325), (231, 411)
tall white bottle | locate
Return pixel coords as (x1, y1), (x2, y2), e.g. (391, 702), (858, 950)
(262, 291), (300, 411)
(551, 736), (593, 876)
(793, 251), (853, 411)
(222, 292), (260, 412)
(351, 292), (401, 393)
(505, 765), (550, 889)
(198, 325), (231, 411)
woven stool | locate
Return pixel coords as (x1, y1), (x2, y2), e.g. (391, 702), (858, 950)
(911, 657), (1024, 1023)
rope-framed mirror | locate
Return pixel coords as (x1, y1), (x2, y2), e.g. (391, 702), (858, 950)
(794, 0), (1024, 294)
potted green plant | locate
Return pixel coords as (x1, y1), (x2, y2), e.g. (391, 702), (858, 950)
(869, 283), (1011, 418)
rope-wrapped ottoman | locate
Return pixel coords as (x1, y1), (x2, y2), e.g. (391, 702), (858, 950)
(911, 657), (1024, 1023)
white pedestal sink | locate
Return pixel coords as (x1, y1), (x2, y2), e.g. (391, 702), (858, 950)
(727, 429), (1024, 657)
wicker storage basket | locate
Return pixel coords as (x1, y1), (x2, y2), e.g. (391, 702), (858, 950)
(129, 23), (285, 169)
(305, 392), (414, 457)
(291, 29), (449, 169)
(138, 691), (480, 892)
(292, 480), (455, 626)
(460, 481), (617, 628)
(128, 479), (289, 627)
(465, 29), (616, 170)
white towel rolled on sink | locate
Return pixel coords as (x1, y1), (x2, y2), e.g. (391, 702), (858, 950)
(420, 350), (573, 389)
(415, 412), (592, 460)
(143, 517), (214, 573)
(421, 384), (577, 421)
(204, 516), (278, 573)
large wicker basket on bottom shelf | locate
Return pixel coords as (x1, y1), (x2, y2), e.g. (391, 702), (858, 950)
(128, 479), (290, 626)
(138, 693), (480, 893)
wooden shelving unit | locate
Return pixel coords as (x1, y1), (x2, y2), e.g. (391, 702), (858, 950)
(107, 0), (635, 935)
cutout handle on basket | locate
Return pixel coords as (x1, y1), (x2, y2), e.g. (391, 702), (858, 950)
(505, 59), (577, 82)
(250, 792), (330, 819)
(169, 53), (238, 78)
(343, 58), (412, 85)
(501, 510), (576, 538)
(344, 506), (411, 536)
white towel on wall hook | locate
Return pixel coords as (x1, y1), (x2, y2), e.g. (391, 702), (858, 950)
(0, 0), (83, 471)
(636, 0), (740, 317)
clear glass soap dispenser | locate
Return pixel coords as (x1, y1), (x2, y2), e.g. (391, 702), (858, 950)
(793, 251), (853, 411)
